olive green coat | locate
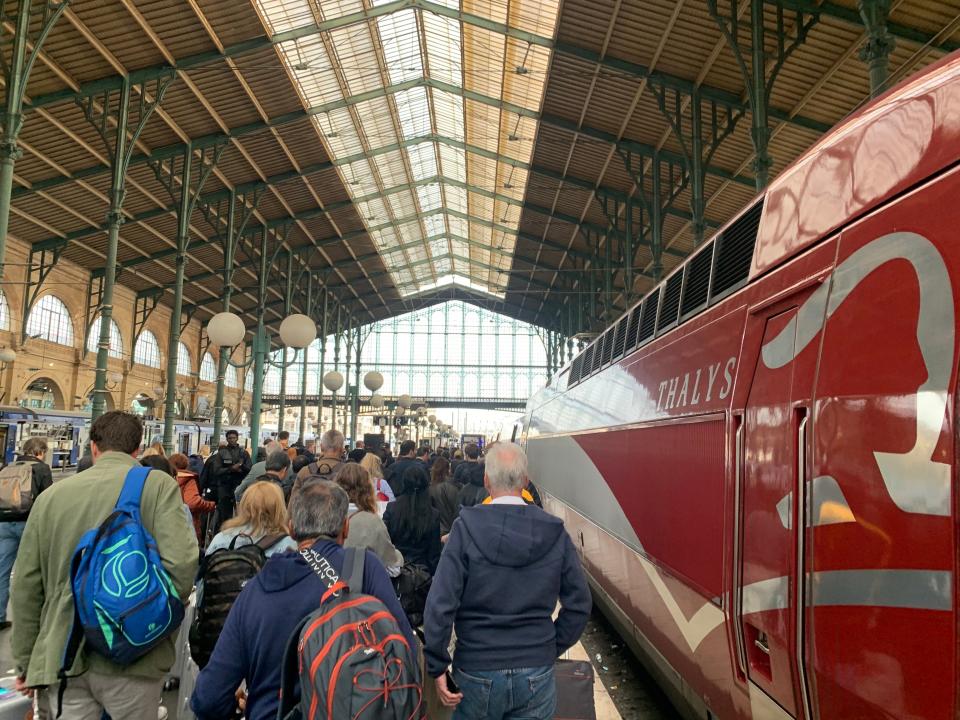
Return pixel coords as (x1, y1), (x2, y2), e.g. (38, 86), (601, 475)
(11, 451), (198, 686)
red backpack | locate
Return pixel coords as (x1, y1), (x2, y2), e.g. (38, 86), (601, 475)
(278, 547), (423, 720)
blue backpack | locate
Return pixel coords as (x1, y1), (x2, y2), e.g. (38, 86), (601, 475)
(60, 466), (184, 676)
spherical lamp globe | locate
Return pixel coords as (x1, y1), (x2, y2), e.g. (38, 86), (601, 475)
(397, 394), (412, 409)
(207, 312), (246, 347)
(428, 414), (436, 424)
(370, 394), (385, 408)
(108, 371), (123, 384)
(395, 406), (406, 417)
(153, 385), (165, 397)
(279, 314), (317, 348)
(323, 371), (344, 392)
(363, 371), (384, 393)
(0, 348), (16, 363)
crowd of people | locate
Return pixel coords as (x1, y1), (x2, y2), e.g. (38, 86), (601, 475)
(0, 411), (591, 720)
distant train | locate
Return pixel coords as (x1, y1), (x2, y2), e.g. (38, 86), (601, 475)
(0, 406), (251, 467)
(523, 54), (960, 720)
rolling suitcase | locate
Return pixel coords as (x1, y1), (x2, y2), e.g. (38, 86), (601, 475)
(554, 659), (596, 720)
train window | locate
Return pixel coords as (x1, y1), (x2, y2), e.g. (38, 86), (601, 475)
(657, 269), (684, 334)
(680, 241), (714, 317)
(601, 327), (615, 366)
(612, 316), (628, 359)
(638, 288), (660, 343)
(711, 199), (763, 301)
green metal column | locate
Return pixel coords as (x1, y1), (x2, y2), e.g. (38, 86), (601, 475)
(623, 199), (634, 304)
(651, 155), (664, 281)
(298, 277), (313, 440)
(317, 289), (328, 433)
(90, 76), (171, 421)
(332, 303), (342, 430)
(212, 191), (237, 446)
(276, 252), (294, 428)
(859, 0), (894, 97)
(162, 147), (194, 453)
(248, 230), (270, 449)
(0, 0), (68, 279)
(690, 95), (706, 246)
(750, 0), (771, 189)
(352, 325), (361, 446)
(342, 314), (352, 438)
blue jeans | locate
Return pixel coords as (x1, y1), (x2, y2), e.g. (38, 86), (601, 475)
(452, 665), (556, 720)
(0, 521), (25, 622)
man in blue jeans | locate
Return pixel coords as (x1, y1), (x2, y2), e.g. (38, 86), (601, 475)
(424, 443), (592, 719)
(0, 437), (52, 630)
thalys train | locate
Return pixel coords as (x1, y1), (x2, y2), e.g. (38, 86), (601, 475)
(522, 53), (960, 719)
(0, 406), (251, 466)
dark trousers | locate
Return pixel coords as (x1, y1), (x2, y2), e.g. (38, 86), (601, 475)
(214, 482), (236, 531)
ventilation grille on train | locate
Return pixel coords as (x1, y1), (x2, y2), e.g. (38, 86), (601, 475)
(592, 336), (604, 373)
(657, 271), (684, 333)
(581, 345), (595, 379)
(570, 353), (583, 385)
(639, 289), (659, 342)
(681, 241), (713, 316)
(601, 327), (614, 365)
(712, 199), (763, 298)
(613, 317), (628, 359)
(625, 306), (641, 353)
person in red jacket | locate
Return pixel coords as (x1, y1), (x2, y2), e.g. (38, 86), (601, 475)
(170, 453), (215, 543)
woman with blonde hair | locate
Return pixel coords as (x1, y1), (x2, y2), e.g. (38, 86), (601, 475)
(140, 441), (165, 458)
(360, 451), (394, 502)
(205, 481), (297, 557)
(335, 463), (402, 575)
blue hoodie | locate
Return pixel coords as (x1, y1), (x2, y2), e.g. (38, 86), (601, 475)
(190, 540), (417, 720)
(423, 503), (592, 678)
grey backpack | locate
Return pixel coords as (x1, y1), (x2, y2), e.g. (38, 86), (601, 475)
(277, 548), (423, 720)
(0, 462), (35, 513)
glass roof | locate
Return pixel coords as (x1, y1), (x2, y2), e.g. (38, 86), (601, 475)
(254, 0), (560, 297)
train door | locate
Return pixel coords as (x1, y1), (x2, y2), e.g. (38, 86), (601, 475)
(736, 286), (822, 720)
(178, 432), (192, 455)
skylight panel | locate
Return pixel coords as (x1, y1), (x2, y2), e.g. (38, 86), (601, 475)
(394, 86), (432, 139)
(407, 141), (438, 181)
(341, 159), (379, 196)
(448, 217), (468, 239)
(255, 0), (312, 34)
(424, 213), (447, 237)
(436, 258), (453, 275)
(330, 25), (382, 97)
(444, 185), (468, 214)
(423, 13), (462, 87)
(318, 0), (364, 21)
(433, 90), (465, 142)
(376, 9), (423, 85)
(417, 183), (443, 213)
(451, 239), (470, 257)
(438, 143), (466, 183)
(429, 238), (448, 257)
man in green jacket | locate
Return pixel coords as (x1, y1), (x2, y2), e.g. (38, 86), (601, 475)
(11, 411), (198, 719)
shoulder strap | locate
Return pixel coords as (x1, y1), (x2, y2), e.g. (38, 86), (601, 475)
(115, 465), (151, 516)
(300, 548), (341, 594)
(255, 533), (286, 551)
(343, 547), (364, 594)
(277, 614), (312, 720)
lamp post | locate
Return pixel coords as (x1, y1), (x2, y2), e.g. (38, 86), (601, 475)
(323, 371), (344, 430)
(206, 311), (316, 450)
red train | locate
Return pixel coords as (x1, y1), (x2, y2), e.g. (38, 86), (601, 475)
(522, 52), (960, 719)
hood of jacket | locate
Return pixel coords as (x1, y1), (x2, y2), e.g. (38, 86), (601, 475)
(457, 504), (565, 568)
(253, 538), (337, 593)
(464, 461), (485, 487)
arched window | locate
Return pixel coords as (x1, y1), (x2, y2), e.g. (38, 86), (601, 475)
(26, 295), (73, 346)
(134, 330), (162, 368)
(245, 369), (254, 392)
(0, 289), (9, 331)
(87, 317), (123, 358)
(176, 342), (192, 377)
(224, 365), (239, 388)
(199, 352), (217, 382)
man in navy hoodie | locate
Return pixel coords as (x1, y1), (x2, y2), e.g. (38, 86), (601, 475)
(424, 442), (591, 719)
(190, 481), (417, 720)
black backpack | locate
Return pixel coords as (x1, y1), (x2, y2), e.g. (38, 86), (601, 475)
(278, 548), (422, 720)
(304, 458), (343, 484)
(189, 533), (285, 668)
